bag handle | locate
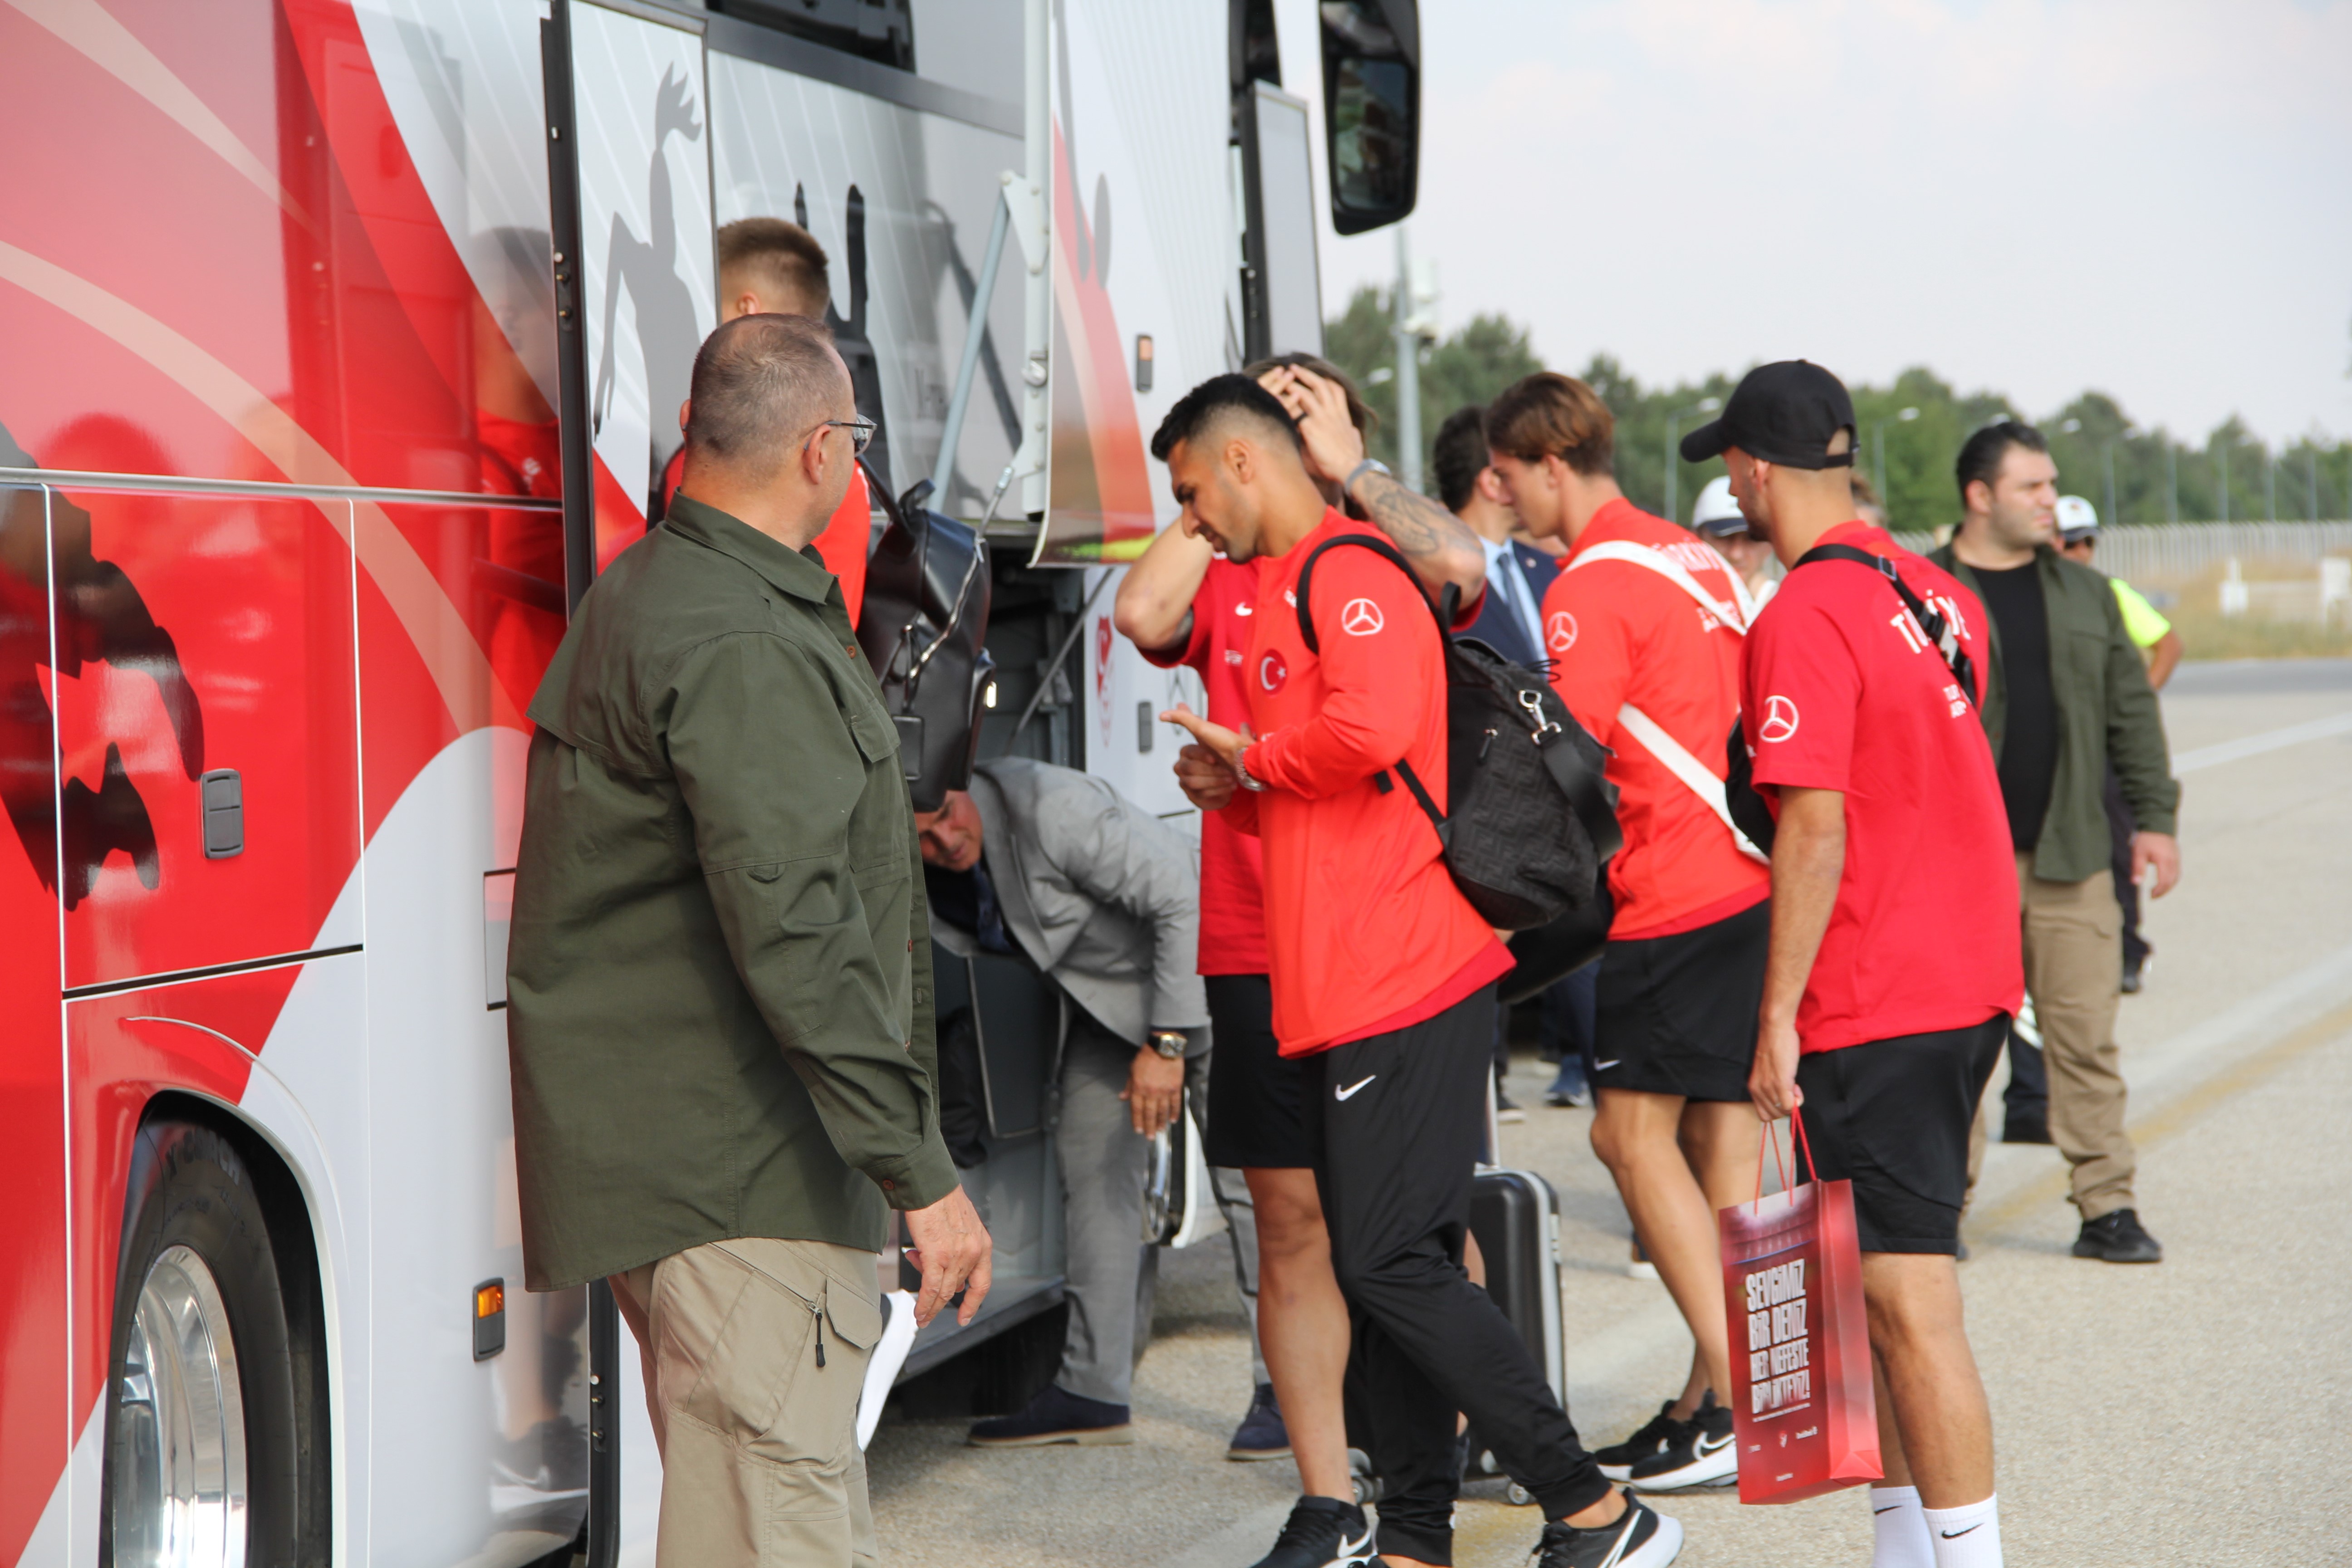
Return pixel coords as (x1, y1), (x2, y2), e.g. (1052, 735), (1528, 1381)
(1750, 1112), (1822, 1212)
(1615, 703), (1768, 863)
(1565, 538), (1756, 632)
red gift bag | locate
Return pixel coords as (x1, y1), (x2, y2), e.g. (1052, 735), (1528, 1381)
(1717, 1119), (1882, 1504)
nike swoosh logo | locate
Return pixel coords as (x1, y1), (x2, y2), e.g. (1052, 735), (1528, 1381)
(1594, 1058), (1622, 1070)
(1874, 1506), (1903, 1514)
(1338, 1526), (1372, 1557)
(1335, 1075), (1377, 1101)
(1695, 1431), (1734, 1456)
(1941, 1525), (1982, 1539)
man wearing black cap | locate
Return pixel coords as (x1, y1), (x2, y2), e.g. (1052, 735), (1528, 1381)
(1686, 362), (2022, 1568)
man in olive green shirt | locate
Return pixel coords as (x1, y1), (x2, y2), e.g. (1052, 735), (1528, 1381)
(1932, 423), (2180, 1266)
(507, 312), (989, 1566)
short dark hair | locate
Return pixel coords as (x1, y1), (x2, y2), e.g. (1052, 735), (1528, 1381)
(717, 217), (831, 315)
(1486, 372), (1615, 477)
(1150, 374), (1301, 464)
(685, 313), (843, 473)
(1242, 352), (1378, 437)
(1955, 420), (2047, 506)
(1431, 406), (1490, 512)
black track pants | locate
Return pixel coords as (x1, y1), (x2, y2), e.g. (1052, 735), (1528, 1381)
(1306, 985), (1612, 1563)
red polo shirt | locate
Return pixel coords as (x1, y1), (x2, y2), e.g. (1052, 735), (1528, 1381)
(1740, 523), (2022, 1053)
(1139, 556), (1271, 975)
(1220, 512), (1510, 1055)
(1542, 500), (1769, 940)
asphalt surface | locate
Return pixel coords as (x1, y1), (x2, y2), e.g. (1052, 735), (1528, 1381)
(865, 657), (2352, 1568)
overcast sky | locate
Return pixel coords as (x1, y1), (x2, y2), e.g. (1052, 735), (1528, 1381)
(1280, 0), (2352, 445)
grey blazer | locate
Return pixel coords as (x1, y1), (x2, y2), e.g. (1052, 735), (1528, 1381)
(960, 757), (1209, 1053)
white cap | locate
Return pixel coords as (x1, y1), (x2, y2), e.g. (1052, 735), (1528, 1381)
(2055, 494), (2098, 542)
(1691, 475), (1744, 535)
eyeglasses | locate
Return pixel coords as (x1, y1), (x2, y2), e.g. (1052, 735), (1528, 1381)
(804, 416), (877, 456)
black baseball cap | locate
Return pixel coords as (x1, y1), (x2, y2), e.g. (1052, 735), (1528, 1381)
(1679, 360), (1856, 470)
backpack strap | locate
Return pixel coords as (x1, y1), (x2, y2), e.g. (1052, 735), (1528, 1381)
(1613, 703), (1768, 863)
(1564, 539), (1756, 632)
(1291, 532), (1451, 842)
(1794, 543), (1978, 704)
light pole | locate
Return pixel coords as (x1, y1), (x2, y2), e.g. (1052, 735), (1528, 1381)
(1663, 397), (1720, 526)
(1868, 406), (1920, 508)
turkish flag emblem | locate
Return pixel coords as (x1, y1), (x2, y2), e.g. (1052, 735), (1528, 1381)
(1259, 650), (1289, 692)
(1547, 610), (1578, 653)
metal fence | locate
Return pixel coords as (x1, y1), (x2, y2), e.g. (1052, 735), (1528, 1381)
(1891, 521), (2352, 586)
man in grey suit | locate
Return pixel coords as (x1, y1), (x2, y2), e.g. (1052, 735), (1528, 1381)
(913, 755), (1209, 1445)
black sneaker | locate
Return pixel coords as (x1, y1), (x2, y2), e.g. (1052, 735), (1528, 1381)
(967, 1384), (1133, 1446)
(1245, 1496), (1375, 1568)
(1533, 1491), (1683, 1568)
(2073, 1207), (2162, 1263)
(1626, 1399), (1735, 1492)
(1228, 1382), (1291, 1461)
(1594, 1397), (1691, 1483)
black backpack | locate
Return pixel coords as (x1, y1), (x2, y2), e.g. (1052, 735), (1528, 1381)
(1722, 542), (1978, 856)
(1294, 535), (1621, 936)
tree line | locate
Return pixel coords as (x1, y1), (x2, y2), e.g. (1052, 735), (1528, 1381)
(1323, 285), (2352, 534)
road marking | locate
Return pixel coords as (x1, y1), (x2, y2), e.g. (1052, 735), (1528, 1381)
(2171, 710), (2352, 774)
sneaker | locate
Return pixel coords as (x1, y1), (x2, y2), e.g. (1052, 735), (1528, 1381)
(1244, 1496), (1375, 1568)
(1533, 1491), (1683, 1568)
(1627, 1239), (1659, 1282)
(1229, 1382), (1291, 1461)
(1497, 1088), (1528, 1124)
(1594, 1399), (1686, 1483)
(2073, 1207), (2162, 1264)
(967, 1384), (1133, 1447)
(1625, 1400), (1736, 1492)
(2121, 954), (2149, 995)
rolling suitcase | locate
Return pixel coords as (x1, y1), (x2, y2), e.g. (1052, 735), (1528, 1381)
(1464, 1163), (1567, 1493)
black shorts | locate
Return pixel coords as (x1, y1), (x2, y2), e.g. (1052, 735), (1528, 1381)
(1794, 1014), (2008, 1255)
(1204, 974), (1311, 1168)
(1590, 898), (1770, 1103)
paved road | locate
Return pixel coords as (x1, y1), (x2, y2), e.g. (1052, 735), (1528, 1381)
(867, 658), (2352, 1568)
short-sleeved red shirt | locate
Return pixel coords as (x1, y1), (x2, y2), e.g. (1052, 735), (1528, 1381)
(1224, 512), (1511, 1055)
(1542, 500), (1770, 940)
(1137, 556), (1270, 975)
(1740, 523), (2022, 1054)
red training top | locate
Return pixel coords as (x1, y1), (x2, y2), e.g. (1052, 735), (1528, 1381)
(1740, 522), (2023, 1054)
(1138, 556), (1271, 975)
(1221, 512), (1512, 1055)
(661, 445), (872, 626)
(1542, 500), (1770, 940)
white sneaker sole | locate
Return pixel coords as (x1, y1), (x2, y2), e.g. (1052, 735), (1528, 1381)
(1620, 1510), (1685, 1568)
(1597, 1460), (1636, 1483)
(1626, 1441), (1737, 1493)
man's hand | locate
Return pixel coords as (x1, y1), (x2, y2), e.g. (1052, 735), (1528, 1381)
(1259, 364), (1366, 489)
(2131, 831), (2181, 899)
(1122, 1046), (1186, 1137)
(902, 1185), (993, 1328)
(1749, 1014), (1804, 1123)
(1161, 703), (1253, 772)
(1173, 741), (1239, 812)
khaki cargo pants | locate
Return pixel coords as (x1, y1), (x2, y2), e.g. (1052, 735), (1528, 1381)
(610, 1238), (882, 1568)
(1968, 855), (2137, 1219)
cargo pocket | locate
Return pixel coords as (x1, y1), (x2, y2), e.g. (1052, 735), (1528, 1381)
(654, 1245), (815, 1445)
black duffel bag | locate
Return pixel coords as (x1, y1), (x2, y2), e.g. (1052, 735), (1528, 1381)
(857, 475), (997, 811)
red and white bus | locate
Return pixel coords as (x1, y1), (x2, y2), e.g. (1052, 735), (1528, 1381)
(0, 2), (1417, 1564)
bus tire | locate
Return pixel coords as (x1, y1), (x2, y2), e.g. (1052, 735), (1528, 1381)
(101, 1114), (325, 1568)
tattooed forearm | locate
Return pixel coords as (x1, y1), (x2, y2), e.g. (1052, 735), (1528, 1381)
(1351, 472), (1489, 595)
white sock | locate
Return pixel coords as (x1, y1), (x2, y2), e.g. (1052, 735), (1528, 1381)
(1868, 1485), (1932, 1568)
(1922, 1493), (2002, 1568)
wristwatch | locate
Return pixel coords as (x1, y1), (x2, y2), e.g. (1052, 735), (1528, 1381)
(1344, 457), (1391, 493)
(1147, 1030), (1188, 1060)
(1233, 744), (1268, 792)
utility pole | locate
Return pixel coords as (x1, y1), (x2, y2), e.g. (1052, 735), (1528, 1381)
(2220, 441), (2230, 525)
(2311, 450), (2322, 523)
(2167, 443), (2178, 523)
(2105, 440), (2118, 527)
(1392, 226), (1436, 492)
(2266, 444), (2276, 523)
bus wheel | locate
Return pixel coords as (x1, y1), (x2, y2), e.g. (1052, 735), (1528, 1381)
(103, 1118), (314, 1568)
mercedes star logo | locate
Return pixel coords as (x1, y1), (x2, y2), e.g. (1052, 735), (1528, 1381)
(1760, 694), (1801, 744)
(1547, 610), (1578, 652)
(1340, 597), (1385, 636)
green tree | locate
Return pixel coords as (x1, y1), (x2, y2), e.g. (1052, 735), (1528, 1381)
(1320, 285), (1542, 477)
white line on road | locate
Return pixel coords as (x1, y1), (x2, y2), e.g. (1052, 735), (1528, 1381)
(2171, 710), (2352, 773)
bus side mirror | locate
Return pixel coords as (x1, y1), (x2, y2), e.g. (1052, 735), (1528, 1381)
(1320, 0), (1420, 236)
